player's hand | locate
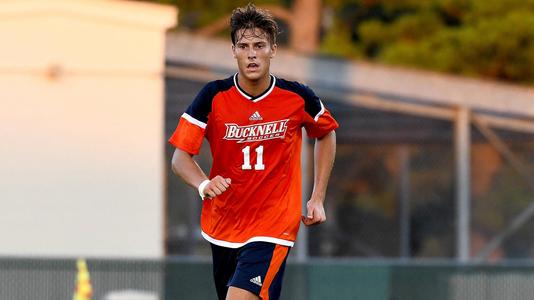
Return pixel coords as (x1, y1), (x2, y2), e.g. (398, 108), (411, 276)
(302, 198), (326, 226)
(202, 176), (231, 199)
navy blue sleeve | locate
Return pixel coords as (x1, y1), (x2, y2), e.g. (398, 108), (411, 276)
(300, 84), (323, 120)
(184, 81), (220, 124)
(184, 76), (234, 123)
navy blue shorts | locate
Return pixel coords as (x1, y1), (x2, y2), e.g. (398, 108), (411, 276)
(210, 242), (290, 300)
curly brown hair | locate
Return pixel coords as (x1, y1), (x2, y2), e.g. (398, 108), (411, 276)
(230, 3), (279, 46)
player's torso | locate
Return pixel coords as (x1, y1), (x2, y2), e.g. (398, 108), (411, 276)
(205, 85), (304, 187)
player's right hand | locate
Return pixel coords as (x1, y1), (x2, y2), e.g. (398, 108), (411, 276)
(202, 176), (231, 199)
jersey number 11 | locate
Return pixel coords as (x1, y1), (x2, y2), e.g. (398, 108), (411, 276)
(241, 145), (265, 170)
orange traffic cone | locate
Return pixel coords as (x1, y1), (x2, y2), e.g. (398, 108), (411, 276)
(73, 258), (93, 300)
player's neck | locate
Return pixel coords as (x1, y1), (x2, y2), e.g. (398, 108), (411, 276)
(237, 73), (271, 97)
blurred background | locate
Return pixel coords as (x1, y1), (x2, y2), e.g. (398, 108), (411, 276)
(2, 0), (534, 299)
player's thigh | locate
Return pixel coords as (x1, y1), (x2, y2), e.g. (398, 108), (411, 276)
(211, 243), (239, 300)
(228, 242), (290, 300)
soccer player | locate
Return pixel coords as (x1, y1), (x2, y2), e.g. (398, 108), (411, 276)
(169, 4), (338, 300)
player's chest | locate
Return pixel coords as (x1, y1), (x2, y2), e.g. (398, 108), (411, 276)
(207, 93), (303, 143)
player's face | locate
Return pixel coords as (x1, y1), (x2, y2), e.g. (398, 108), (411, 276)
(232, 28), (277, 82)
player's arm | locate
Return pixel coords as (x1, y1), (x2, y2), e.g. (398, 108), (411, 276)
(303, 130), (336, 226)
(171, 148), (231, 199)
(169, 82), (232, 199)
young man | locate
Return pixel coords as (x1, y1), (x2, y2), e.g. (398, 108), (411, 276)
(169, 4), (338, 300)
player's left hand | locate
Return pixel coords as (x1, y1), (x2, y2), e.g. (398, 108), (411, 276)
(302, 199), (326, 226)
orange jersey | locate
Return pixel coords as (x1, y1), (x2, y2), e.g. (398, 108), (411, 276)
(169, 74), (338, 248)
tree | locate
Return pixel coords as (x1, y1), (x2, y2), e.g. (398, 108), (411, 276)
(320, 0), (534, 84)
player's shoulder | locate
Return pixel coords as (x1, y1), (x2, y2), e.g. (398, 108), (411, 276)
(275, 76), (324, 117)
(198, 75), (234, 97)
(275, 77), (311, 92)
(188, 75), (234, 117)
(274, 76), (317, 100)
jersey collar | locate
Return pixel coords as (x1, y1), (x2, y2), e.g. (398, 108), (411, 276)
(233, 73), (276, 103)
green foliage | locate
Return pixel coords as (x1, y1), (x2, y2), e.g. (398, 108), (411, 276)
(320, 23), (362, 57)
(178, 0), (282, 28)
(320, 0), (534, 84)
(381, 10), (534, 82)
(140, 0), (282, 28)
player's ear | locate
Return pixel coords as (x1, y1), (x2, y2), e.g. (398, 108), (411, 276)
(232, 44), (237, 58)
(270, 43), (277, 59)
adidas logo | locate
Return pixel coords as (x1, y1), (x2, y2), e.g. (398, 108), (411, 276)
(250, 276), (262, 287)
(249, 111), (263, 121)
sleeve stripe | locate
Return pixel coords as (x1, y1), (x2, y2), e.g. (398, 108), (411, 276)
(182, 112), (207, 129)
(313, 100), (325, 122)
